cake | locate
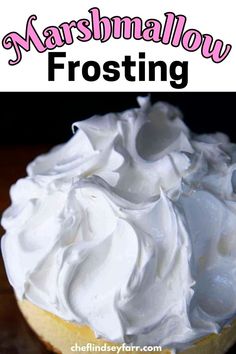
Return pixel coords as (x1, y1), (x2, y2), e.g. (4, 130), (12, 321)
(2, 97), (236, 354)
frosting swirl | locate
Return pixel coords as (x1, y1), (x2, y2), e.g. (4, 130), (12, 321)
(2, 97), (236, 350)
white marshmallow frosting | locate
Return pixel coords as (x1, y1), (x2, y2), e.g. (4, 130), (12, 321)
(2, 97), (236, 350)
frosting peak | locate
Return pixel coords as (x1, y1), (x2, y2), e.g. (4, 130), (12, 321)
(2, 97), (236, 350)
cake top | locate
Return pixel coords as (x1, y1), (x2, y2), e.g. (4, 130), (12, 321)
(2, 97), (236, 350)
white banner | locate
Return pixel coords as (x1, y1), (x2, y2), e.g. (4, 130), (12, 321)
(0, 0), (235, 91)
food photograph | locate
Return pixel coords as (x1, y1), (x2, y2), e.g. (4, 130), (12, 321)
(0, 92), (236, 354)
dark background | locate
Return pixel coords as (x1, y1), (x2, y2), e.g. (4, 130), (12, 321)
(0, 92), (235, 145)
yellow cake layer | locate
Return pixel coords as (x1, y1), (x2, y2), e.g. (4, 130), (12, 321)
(18, 299), (236, 354)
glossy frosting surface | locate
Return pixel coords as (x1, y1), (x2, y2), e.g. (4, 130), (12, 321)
(2, 97), (236, 349)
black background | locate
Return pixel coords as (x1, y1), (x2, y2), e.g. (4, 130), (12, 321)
(0, 92), (235, 145)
